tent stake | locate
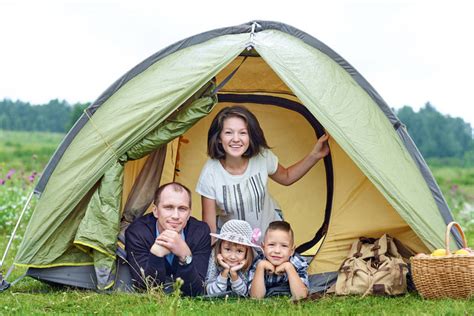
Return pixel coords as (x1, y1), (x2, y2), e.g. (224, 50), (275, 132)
(0, 190), (34, 270)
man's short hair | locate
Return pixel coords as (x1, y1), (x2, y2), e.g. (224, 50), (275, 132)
(265, 221), (294, 244)
(154, 182), (192, 209)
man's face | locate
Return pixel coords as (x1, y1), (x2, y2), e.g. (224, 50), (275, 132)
(262, 229), (294, 266)
(153, 186), (191, 233)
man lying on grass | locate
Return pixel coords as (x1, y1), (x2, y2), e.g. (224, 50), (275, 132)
(125, 182), (211, 296)
(249, 221), (309, 300)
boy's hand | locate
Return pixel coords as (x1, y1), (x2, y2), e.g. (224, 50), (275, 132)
(257, 260), (275, 274)
(275, 262), (294, 275)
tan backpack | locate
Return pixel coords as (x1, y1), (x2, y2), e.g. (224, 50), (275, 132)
(335, 234), (410, 296)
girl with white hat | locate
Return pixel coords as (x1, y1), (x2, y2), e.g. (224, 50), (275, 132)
(205, 219), (261, 296)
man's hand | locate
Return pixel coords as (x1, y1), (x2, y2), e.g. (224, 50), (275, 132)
(257, 259), (275, 274)
(150, 240), (170, 257)
(275, 262), (293, 275)
(155, 229), (191, 260)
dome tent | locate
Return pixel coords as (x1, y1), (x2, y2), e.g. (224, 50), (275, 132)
(7, 21), (459, 291)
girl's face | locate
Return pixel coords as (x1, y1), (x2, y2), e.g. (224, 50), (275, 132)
(220, 240), (248, 267)
(219, 117), (250, 159)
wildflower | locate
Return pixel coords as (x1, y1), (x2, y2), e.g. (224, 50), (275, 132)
(0, 178), (4, 185)
(450, 184), (459, 192)
(28, 175), (35, 183)
(6, 169), (15, 179)
(32, 154), (38, 160)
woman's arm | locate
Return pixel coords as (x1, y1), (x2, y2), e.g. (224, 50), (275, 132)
(201, 196), (217, 235)
(269, 134), (329, 186)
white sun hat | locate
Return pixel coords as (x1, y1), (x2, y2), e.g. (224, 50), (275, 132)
(210, 219), (261, 249)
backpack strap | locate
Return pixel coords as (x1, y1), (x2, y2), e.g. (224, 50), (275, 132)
(353, 240), (364, 258)
(371, 238), (381, 262)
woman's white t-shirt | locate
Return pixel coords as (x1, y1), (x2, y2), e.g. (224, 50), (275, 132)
(196, 149), (282, 233)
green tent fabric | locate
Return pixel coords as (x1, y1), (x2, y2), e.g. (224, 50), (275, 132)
(75, 81), (217, 289)
(15, 81), (218, 281)
(74, 161), (124, 290)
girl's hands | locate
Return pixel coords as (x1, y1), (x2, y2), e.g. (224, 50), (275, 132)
(217, 254), (230, 270)
(230, 259), (247, 272)
(228, 259), (247, 281)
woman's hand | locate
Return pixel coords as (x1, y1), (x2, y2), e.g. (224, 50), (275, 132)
(311, 133), (330, 160)
(269, 133), (330, 186)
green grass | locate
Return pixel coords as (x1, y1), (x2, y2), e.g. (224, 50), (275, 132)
(0, 275), (472, 315)
(0, 130), (64, 171)
(431, 166), (474, 233)
(0, 130), (473, 314)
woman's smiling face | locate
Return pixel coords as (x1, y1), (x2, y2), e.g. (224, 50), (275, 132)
(219, 116), (250, 159)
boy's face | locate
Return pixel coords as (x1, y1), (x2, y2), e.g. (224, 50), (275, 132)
(262, 229), (294, 266)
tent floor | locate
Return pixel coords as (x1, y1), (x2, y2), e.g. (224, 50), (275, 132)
(27, 259), (133, 292)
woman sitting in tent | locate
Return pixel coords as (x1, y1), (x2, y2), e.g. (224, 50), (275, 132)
(195, 105), (330, 237)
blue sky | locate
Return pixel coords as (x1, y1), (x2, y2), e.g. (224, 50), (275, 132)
(1, 0), (473, 124)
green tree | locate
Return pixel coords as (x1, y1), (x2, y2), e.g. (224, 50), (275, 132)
(67, 102), (90, 130)
(397, 102), (473, 160)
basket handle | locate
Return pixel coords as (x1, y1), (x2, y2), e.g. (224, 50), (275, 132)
(445, 221), (468, 254)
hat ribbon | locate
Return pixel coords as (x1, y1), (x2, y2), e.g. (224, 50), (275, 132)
(251, 228), (261, 244)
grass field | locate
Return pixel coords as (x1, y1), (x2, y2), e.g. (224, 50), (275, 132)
(0, 130), (64, 171)
(0, 130), (473, 314)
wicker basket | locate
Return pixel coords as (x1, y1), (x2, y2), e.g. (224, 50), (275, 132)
(411, 222), (474, 299)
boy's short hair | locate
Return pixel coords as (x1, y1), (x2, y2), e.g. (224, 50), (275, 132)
(265, 221), (294, 245)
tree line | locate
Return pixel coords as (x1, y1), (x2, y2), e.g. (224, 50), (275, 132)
(0, 99), (89, 133)
(397, 103), (474, 166)
(1, 99), (473, 164)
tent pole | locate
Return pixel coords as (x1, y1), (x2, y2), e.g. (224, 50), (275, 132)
(0, 190), (34, 269)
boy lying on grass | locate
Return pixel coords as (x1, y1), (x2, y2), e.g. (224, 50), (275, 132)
(249, 221), (308, 300)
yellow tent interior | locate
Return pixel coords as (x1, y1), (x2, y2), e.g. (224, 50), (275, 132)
(120, 56), (427, 275)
